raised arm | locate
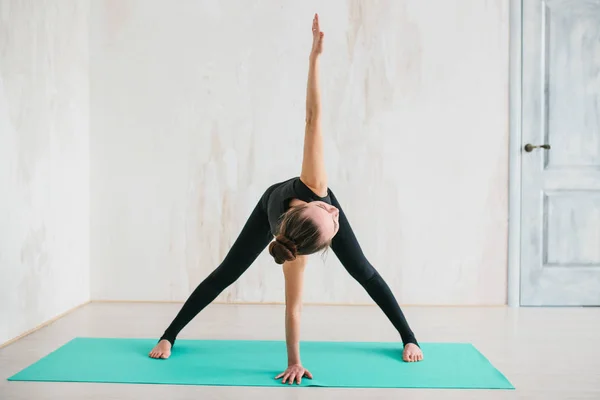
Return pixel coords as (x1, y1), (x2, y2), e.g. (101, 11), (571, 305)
(300, 14), (327, 197)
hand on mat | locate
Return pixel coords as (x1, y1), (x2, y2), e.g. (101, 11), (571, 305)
(403, 343), (424, 362)
(310, 13), (324, 57)
(276, 364), (313, 385)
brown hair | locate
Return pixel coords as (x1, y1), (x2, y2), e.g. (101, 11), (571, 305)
(268, 205), (329, 264)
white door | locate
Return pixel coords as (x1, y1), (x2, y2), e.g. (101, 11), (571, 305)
(520, 0), (600, 306)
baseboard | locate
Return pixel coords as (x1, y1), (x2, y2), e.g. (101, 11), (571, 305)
(0, 300), (507, 348)
(92, 299), (377, 306)
(91, 299), (507, 307)
(0, 300), (91, 349)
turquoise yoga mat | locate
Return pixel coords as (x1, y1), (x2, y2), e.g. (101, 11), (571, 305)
(8, 338), (513, 389)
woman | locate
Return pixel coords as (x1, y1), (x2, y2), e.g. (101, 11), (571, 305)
(149, 14), (424, 384)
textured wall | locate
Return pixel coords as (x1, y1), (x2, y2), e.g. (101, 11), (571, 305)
(91, 0), (509, 305)
(0, 1), (90, 344)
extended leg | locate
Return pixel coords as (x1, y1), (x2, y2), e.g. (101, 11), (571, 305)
(328, 190), (418, 346)
(159, 200), (273, 346)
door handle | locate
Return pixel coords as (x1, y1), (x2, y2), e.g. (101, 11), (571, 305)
(524, 143), (551, 152)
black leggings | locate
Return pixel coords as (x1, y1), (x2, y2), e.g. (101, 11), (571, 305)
(160, 189), (418, 347)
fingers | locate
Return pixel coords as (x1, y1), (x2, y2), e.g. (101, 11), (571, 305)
(277, 371), (290, 383)
(312, 13), (320, 33)
(276, 368), (313, 385)
(286, 372), (294, 385)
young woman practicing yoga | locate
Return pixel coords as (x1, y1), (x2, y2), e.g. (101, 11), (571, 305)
(149, 14), (423, 384)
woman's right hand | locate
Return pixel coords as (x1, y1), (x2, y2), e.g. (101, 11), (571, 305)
(275, 364), (313, 385)
(310, 14), (324, 58)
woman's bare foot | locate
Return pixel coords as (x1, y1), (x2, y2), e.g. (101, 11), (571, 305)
(149, 339), (172, 359)
(403, 343), (423, 362)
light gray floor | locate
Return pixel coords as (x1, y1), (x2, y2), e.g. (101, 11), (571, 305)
(1, 302), (599, 399)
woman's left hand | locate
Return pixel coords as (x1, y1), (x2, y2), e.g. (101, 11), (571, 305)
(275, 364), (313, 385)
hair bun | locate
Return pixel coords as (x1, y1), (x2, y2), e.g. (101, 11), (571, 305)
(268, 235), (298, 264)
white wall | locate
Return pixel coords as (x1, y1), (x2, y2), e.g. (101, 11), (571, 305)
(0, 1), (90, 345)
(91, 0), (509, 305)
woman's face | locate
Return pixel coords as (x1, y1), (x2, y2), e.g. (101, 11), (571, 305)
(302, 201), (340, 242)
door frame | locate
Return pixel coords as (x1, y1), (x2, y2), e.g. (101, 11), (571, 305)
(507, 0), (523, 307)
